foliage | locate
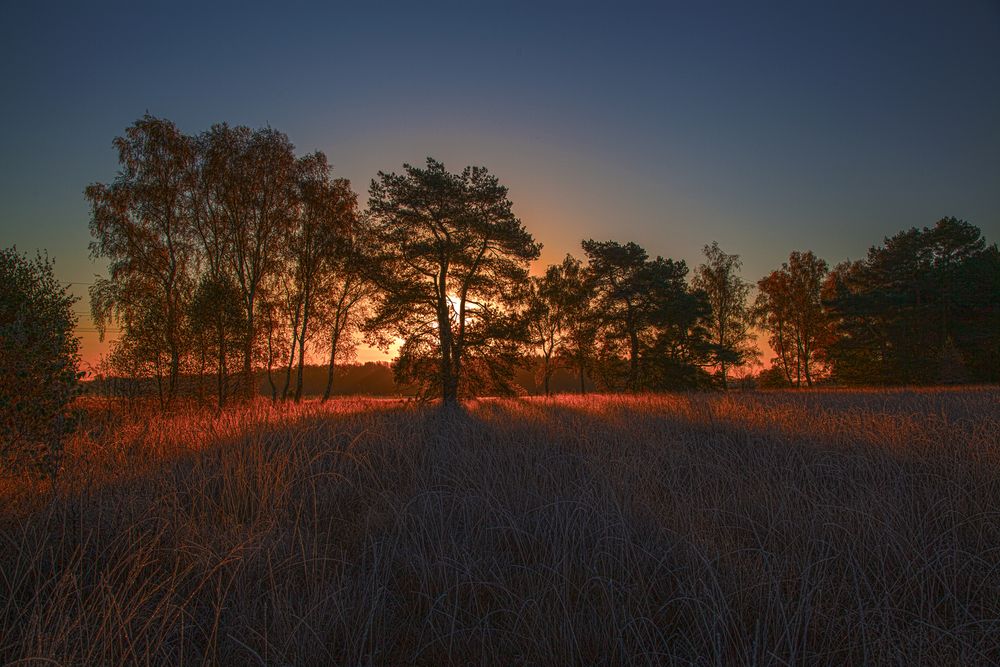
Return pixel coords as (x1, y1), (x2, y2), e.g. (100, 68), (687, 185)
(88, 116), (369, 407)
(84, 118), (998, 398)
(0, 248), (80, 477)
(87, 115), (197, 406)
(524, 255), (593, 395)
(692, 241), (757, 387)
(755, 250), (831, 387)
(824, 218), (1000, 384)
(583, 240), (721, 390)
(366, 158), (541, 404)
(188, 273), (245, 405)
(198, 123), (299, 397)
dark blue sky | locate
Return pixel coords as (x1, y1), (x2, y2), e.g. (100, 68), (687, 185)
(2, 1), (998, 363)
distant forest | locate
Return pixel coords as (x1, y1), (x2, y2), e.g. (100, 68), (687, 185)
(87, 360), (603, 400)
(80, 116), (999, 407)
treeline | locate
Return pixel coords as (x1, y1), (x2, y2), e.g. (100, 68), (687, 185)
(87, 359), (598, 400)
(87, 116), (1000, 407)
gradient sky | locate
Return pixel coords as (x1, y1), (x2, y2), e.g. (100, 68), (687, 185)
(2, 1), (998, 368)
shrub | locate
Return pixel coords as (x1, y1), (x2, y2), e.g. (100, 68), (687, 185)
(0, 247), (81, 477)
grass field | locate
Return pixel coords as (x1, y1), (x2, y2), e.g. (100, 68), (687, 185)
(1, 389), (999, 665)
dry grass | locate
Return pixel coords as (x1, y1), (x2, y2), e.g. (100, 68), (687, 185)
(1, 389), (999, 665)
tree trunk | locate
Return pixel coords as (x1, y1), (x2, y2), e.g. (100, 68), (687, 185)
(625, 301), (639, 391)
(579, 365), (586, 394)
(322, 324), (342, 402)
(541, 351), (551, 396)
(217, 321), (227, 408)
(628, 329), (640, 392)
(440, 332), (458, 407)
(442, 368), (459, 407)
(155, 356), (165, 411)
(438, 273), (458, 408)
(243, 338), (254, 399)
(243, 296), (256, 400)
(282, 334), (296, 401)
(266, 328), (277, 403)
(282, 300), (301, 401)
(294, 297), (310, 402)
(168, 348), (180, 404)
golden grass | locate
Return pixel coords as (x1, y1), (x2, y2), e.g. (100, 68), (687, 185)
(1, 389), (999, 665)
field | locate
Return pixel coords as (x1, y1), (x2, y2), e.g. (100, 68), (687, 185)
(1, 389), (999, 665)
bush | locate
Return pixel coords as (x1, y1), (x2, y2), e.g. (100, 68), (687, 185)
(0, 248), (81, 477)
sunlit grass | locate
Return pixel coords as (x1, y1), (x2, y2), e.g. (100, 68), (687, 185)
(1, 389), (998, 664)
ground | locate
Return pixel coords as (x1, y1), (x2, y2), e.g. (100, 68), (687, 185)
(1, 389), (998, 665)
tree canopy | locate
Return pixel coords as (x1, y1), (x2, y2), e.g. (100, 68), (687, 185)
(824, 218), (1000, 385)
(0, 249), (81, 477)
(366, 159), (541, 405)
(80, 117), (1000, 404)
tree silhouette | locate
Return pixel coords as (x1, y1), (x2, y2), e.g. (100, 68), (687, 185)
(199, 123), (297, 398)
(87, 115), (197, 406)
(367, 159), (540, 406)
(318, 217), (375, 402)
(583, 240), (718, 390)
(188, 273), (244, 406)
(284, 152), (357, 402)
(554, 255), (599, 393)
(824, 218), (1000, 384)
(0, 248), (81, 477)
(525, 257), (585, 396)
(692, 242), (756, 388)
(582, 240), (650, 391)
(755, 251), (830, 387)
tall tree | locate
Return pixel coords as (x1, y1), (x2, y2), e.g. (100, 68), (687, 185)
(366, 158), (541, 406)
(824, 218), (1000, 384)
(319, 217), (375, 402)
(645, 278), (718, 390)
(285, 152), (357, 402)
(755, 251), (830, 387)
(524, 256), (584, 395)
(191, 130), (240, 406)
(555, 255), (599, 394)
(87, 115), (196, 406)
(583, 240), (715, 390)
(581, 240), (650, 391)
(692, 241), (756, 388)
(199, 123), (297, 398)
(188, 273), (244, 407)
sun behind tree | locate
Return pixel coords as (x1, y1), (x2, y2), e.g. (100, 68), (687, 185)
(365, 158), (541, 406)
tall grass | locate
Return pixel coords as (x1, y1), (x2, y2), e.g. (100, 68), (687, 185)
(1, 389), (998, 665)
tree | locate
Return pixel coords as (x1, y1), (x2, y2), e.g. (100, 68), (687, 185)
(692, 242), (756, 388)
(824, 218), (1000, 384)
(318, 217), (375, 402)
(191, 130), (241, 406)
(755, 251), (830, 387)
(524, 256), (585, 396)
(583, 240), (711, 390)
(199, 123), (297, 398)
(366, 158), (541, 406)
(554, 255), (599, 394)
(583, 240), (720, 391)
(581, 240), (651, 390)
(0, 249), (81, 477)
(645, 278), (719, 390)
(284, 152), (357, 402)
(188, 273), (244, 407)
(87, 114), (197, 406)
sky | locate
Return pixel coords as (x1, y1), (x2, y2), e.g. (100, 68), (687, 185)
(2, 0), (998, 369)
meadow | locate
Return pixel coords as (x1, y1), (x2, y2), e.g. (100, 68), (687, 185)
(1, 389), (998, 665)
